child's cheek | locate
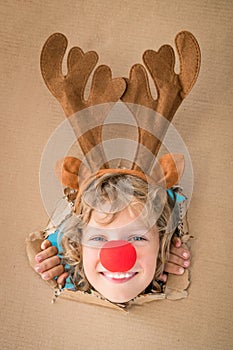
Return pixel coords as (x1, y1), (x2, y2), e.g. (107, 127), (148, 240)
(135, 242), (159, 273)
(82, 246), (100, 274)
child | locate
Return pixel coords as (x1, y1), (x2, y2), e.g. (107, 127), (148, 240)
(34, 171), (190, 304)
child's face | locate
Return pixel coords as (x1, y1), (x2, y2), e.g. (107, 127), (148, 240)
(82, 206), (159, 303)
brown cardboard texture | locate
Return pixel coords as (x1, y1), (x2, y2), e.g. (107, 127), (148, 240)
(1, 1), (233, 349)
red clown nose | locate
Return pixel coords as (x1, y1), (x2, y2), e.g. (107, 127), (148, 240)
(100, 240), (137, 272)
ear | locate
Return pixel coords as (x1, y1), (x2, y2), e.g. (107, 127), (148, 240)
(150, 154), (185, 188)
(60, 156), (82, 190)
(56, 156), (92, 190)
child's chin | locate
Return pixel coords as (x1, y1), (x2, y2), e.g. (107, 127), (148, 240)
(104, 292), (138, 304)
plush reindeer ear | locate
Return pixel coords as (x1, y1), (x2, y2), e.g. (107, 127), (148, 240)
(61, 157), (82, 189)
(56, 156), (91, 191)
(150, 154), (185, 189)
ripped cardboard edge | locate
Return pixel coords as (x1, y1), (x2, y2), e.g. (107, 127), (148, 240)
(26, 230), (191, 311)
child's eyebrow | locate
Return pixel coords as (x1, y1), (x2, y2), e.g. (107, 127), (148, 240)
(84, 227), (106, 236)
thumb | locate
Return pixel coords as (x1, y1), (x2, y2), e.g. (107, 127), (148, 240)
(41, 239), (52, 250)
(172, 236), (181, 248)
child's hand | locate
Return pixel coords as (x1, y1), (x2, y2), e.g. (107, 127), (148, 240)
(34, 240), (69, 286)
(158, 237), (191, 282)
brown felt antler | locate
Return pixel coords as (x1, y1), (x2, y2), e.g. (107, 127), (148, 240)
(41, 33), (127, 171)
(40, 31), (201, 192)
(40, 33), (126, 116)
(122, 31), (200, 118)
(121, 31), (201, 163)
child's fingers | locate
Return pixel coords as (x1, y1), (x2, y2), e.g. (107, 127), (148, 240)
(170, 245), (190, 259)
(172, 236), (181, 248)
(35, 245), (58, 263)
(157, 273), (168, 283)
(41, 239), (52, 250)
(34, 255), (61, 274)
(164, 262), (185, 275)
(168, 253), (190, 268)
(41, 265), (65, 281)
(57, 272), (69, 287)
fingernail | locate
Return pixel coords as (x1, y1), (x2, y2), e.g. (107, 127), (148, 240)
(42, 273), (49, 280)
(183, 251), (189, 258)
(34, 265), (42, 273)
(179, 267), (184, 274)
(183, 261), (190, 267)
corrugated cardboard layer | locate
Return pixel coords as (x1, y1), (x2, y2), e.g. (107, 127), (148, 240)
(0, 1), (233, 349)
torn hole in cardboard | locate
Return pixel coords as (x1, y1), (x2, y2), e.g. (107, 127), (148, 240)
(26, 217), (191, 311)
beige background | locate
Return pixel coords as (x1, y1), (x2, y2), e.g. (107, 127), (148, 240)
(1, 1), (233, 349)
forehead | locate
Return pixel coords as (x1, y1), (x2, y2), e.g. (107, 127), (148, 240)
(90, 206), (145, 228)
(84, 206), (158, 237)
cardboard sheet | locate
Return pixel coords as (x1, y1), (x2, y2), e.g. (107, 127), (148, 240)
(1, 1), (233, 349)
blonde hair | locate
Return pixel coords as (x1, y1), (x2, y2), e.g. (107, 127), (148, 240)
(60, 173), (175, 296)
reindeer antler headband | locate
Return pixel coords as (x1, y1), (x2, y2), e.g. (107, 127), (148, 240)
(40, 31), (201, 208)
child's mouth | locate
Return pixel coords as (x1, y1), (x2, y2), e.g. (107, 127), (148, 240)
(100, 271), (137, 283)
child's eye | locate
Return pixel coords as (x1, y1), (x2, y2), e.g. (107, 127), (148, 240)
(129, 236), (147, 242)
(90, 236), (107, 242)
